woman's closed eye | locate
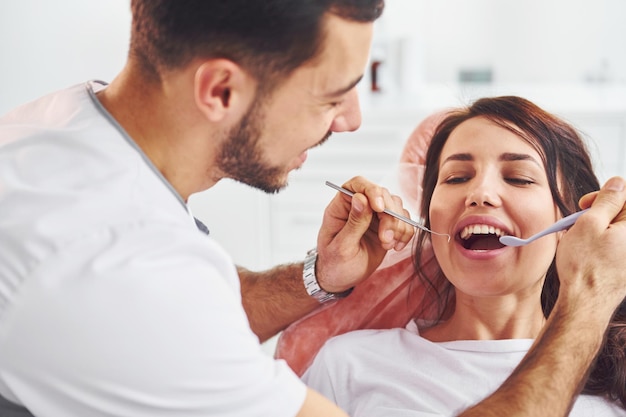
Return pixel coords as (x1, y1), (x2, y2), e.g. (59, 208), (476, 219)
(502, 167), (541, 186)
(504, 177), (535, 186)
(440, 173), (537, 186)
(442, 175), (471, 185)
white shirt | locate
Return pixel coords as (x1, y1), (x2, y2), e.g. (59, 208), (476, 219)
(303, 321), (625, 417)
(0, 82), (306, 417)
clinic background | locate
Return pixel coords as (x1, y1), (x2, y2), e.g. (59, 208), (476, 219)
(2, 0), (626, 276)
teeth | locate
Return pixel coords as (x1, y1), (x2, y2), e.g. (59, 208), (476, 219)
(460, 224), (505, 240)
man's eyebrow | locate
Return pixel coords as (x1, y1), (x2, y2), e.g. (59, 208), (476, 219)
(323, 75), (363, 98)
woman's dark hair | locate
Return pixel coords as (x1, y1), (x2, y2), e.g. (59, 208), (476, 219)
(129, 0), (383, 85)
(413, 96), (626, 408)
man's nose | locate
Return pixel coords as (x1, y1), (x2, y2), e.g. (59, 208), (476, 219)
(329, 89), (361, 133)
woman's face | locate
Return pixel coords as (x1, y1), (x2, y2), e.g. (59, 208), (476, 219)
(429, 116), (560, 299)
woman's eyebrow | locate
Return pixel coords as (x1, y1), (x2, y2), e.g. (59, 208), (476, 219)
(500, 152), (542, 167)
(323, 74), (363, 99)
(440, 152), (542, 167)
(441, 153), (473, 166)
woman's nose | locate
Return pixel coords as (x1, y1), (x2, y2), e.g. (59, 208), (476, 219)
(465, 178), (502, 208)
(329, 89), (361, 133)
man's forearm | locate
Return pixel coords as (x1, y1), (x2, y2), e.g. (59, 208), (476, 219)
(459, 300), (607, 417)
(238, 263), (321, 342)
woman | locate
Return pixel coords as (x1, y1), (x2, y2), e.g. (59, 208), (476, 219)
(302, 96), (626, 416)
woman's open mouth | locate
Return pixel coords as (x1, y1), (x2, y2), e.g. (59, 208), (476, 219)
(459, 224), (506, 250)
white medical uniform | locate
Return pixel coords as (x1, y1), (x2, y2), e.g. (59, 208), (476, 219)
(0, 82), (306, 417)
(303, 321), (625, 417)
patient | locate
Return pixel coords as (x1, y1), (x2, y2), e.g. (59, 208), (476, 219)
(302, 96), (626, 416)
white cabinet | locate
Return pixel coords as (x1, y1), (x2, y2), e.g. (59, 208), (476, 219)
(188, 178), (272, 270)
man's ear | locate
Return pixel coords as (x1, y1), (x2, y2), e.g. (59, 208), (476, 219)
(194, 59), (255, 122)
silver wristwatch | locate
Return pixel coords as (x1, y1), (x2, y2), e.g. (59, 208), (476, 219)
(303, 247), (353, 303)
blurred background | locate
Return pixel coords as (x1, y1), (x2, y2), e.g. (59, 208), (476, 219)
(2, 0), (624, 113)
(371, 0), (626, 88)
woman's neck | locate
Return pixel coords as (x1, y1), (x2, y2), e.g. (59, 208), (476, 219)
(421, 292), (547, 342)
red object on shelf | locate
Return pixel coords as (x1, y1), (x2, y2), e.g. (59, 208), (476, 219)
(370, 60), (382, 92)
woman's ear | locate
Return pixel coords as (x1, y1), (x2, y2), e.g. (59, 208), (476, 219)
(194, 59), (255, 122)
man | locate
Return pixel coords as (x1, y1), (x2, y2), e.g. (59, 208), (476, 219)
(0, 2), (410, 416)
(0, 1), (624, 416)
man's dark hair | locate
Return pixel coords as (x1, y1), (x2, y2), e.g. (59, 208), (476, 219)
(129, 0), (384, 84)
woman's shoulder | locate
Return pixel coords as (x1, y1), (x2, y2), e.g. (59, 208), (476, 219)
(319, 324), (426, 358)
(305, 327), (423, 379)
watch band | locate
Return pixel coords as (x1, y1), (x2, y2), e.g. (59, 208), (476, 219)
(303, 247), (353, 303)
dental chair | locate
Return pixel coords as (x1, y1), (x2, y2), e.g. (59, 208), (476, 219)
(274, 110), (451, 376)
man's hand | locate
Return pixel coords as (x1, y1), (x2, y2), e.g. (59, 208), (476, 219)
(314, 176), (415, 293)
(556, 176), (626, 319)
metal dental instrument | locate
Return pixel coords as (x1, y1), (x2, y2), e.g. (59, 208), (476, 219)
(499, 208), (590, 247)
(325, 181), (451, 241)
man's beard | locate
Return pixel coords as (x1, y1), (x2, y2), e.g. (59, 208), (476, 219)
(216, 95), (331, 194)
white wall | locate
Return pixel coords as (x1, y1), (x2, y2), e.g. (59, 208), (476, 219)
(378, 0), (626, 85)
(2, 1), (625, 116)
(0, 1), (131, 115)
